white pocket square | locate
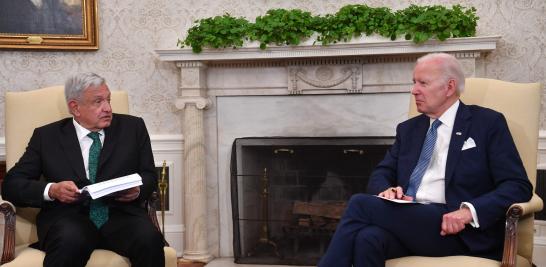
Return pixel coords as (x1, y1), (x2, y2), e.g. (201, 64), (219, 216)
(461, 137), (476, 151)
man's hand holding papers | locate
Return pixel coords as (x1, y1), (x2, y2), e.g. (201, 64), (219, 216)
(114, 186), (141, 202)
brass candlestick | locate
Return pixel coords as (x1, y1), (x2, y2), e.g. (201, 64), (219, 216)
(158, 160), (168, 236)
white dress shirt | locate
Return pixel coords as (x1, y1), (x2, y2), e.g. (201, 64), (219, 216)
(43, 119), (105, 201)
(415, 100), (480, 227)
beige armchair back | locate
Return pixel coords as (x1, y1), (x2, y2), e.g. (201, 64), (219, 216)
(386, 78), (543, 267)
(1, 86), (177, 267)
(5, 86), (128, 169)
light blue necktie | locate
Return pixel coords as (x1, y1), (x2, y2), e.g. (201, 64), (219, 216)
(406, 119), (442, 198)
(87, 132), (109, 228)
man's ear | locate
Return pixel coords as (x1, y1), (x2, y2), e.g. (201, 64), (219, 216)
(68, 100), (79, 116)
(445, 79), (457, 97)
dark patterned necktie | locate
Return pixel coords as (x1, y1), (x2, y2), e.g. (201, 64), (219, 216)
(87, 132), (108, 228)
(406, 119), (442, 198)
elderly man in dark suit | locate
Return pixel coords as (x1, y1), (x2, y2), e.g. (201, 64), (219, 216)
(2, 73), (165, 267)
(318, 53), (532, 267)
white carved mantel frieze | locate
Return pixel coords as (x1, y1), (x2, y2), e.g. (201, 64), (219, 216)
(288, 64), (363, 94)
(157, 36), (500, 62)
(158, 36), (500, 97)
(155, 35), (500, 262)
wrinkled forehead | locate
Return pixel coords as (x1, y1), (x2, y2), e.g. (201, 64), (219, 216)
(75, 85), (111, 104)
(413, 61), (444, 79)
(84, 84), (110, 96)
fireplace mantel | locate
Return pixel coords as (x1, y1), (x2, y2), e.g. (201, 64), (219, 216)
(155, 36), (500, 263)
(156, 36), (500, 62)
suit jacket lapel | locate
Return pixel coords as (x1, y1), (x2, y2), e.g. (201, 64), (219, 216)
(59, 120), (87, 183)
(445, 102), (472, 186)
(98, 114), (118, 180)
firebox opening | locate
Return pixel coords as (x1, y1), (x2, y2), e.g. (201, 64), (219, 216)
(231, 137), (393, 265)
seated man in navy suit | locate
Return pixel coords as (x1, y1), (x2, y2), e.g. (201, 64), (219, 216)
(318, 53), (533, 267)
(2, 73), (165, 267)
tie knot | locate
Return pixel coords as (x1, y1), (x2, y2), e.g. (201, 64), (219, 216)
(88, 132), (101, 141)
(431, 119), (442, 130)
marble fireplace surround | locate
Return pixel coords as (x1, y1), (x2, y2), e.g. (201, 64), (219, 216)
(155, 36), (500, 263)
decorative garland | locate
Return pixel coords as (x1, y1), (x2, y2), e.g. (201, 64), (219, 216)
(178, 4), (478, 53)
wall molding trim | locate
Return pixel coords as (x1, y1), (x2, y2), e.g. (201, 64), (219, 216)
(0, 135), (184, 161)
(538, 131), (546, 170)
(534, 220), (546, 260)
(0, 132), (544, 167)
(150, 134), (185, 152)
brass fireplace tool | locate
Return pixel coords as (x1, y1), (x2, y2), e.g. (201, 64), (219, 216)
(248, 168), (280, 257)
(158, 160), (168, 236)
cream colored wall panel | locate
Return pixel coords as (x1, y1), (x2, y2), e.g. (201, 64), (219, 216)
(0, 0), (544, 135)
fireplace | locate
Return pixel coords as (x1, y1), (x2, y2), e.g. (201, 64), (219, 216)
(156, 36), (498, 263)
(231, 137), (393, 265)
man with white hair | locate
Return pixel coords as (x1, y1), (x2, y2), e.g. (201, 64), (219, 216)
(318, 53), (532, 267)
(2, 73), (165, 267)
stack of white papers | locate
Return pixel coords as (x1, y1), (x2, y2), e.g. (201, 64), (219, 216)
(79, 173), (143, 200)
(375, 195), (429, 204)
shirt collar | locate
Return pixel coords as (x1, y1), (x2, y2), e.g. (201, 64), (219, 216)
(431, 100), (459, 128)
(72, 119), (105, 141)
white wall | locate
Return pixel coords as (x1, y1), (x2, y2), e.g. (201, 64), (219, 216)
(0, 0), (544, 136)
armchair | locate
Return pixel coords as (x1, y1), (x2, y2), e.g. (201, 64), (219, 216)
(1, 86), (177, 267)
(386, 78), (543, 267)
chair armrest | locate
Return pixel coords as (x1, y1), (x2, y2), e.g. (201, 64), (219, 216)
(0, 200), (16, 264)
(509, 193), (543, 217)
(146, 191), (170, 246)
(501, 193), (543, 267)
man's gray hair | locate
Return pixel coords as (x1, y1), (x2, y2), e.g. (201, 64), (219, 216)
(417, 53), (466, 94)
(64, 72), (105, 102)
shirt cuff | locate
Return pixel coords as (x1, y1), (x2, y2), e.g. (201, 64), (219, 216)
(44, 183), (55, 201)
(461, 202), (480, 228)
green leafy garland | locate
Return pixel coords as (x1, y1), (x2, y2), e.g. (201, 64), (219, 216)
(178, 4), (478, 53)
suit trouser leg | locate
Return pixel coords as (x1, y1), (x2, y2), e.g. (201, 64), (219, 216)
(352, 225), (409, 267)
(41, 214), (99, 267)
(99, 210), (165, 267)
(318, 194), (468, 267)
